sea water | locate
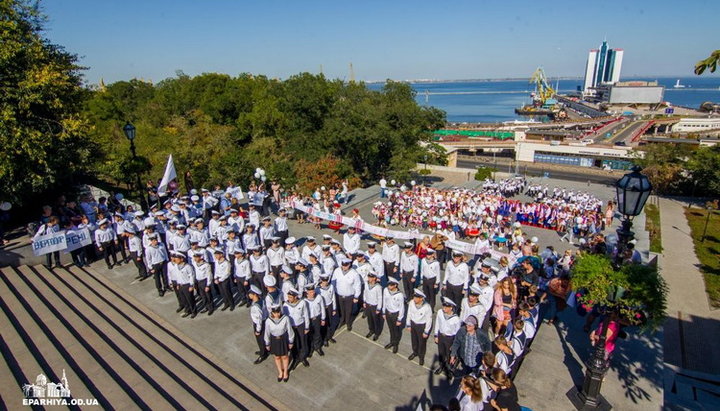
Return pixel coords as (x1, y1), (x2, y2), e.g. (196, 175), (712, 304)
(368, 77), (720, 123)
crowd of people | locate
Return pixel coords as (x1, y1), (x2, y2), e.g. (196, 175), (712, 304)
(371, 178), (613, 254)
(29, 176), (635, 411)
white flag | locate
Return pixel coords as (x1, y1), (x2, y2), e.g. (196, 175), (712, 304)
(157, 154), (177, 195)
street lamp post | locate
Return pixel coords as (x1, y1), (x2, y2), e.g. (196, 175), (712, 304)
(123, 122), (148, 212)
(567, 165), (651, 410)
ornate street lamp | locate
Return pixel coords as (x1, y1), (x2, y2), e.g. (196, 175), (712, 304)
(567, 166), (651, 410)
(613, 166), (652, 266)
(123, 122), (147, 211)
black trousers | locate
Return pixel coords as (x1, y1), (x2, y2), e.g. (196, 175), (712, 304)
(151, 262), (168, 292)
(197, 279), (214, 311)
(364, 304), (383, 337)
(130, 251), (146, 277)
(234, 277), (248, 303)
(401, 271), (415, 301)
(324, 305), (339, 342)
(254, 323), (267, 355)
(338, 295), (355, 329)
(251, 271), (265, 292)
(309, 316), (323, 351)
(437, 334), (455, 369)
(179, 284), (196, 315)
(410, 322), (429, 360)
(422, 278), (438, 311)
(436, 248), (447, 268)
(292, 325), (308, 361)
(217, 278), (234, 308)
(116, 236), (128, 261)
(173, 281), (185, 310)
(386, 312), (402, 347)
(45, 251), (61, 267)
(277, 230), (289, 246)
(384, 262), (398, 280)
(446, 283), (464, 308)
(100, 241), (118, 267)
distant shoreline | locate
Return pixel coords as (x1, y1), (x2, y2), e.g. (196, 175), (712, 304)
(364, 75), (715, 85)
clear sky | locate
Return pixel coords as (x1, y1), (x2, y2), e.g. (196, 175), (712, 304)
(41, 0), (720, 84)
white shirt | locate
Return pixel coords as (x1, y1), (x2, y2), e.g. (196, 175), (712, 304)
(400, 252), (418, 274)
(382, 243), (400, 264)
(213, 259), (232, 282)
(266, 247), (285, 266)
(444, 262), (470, 289)
(145, 243), (168, 265)
(364, 282), (383, 309)
(233, 258), (250, 280)
(301, 244), (321, 261)
(250, 301), (268, 333)
(421, 259), (440, 280)
(343, 233), (361, 255)
(249, 254), (269, 274)
(407, 302), (433, 334)
(306, 295), (326, 320)
(434, 311), (461, 337)
(382, 288), (405, 322)
(283, 300), (310, 329)
(332, 267), (361, 298)
(263, 316), (294, 345)
(368, 251), (384, 277)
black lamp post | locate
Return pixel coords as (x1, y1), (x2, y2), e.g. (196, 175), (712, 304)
(613, 165), (652, 266)
(567, 165), (651, 411)
(123, 122), (148, 212)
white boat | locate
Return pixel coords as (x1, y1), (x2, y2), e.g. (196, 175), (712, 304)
(673, 79), (686, 88)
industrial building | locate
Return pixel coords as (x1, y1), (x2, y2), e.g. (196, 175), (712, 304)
(672, 117), (720, 132)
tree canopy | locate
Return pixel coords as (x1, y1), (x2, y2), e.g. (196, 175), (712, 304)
(0, 0), (91, 204)
(633, 144), (720, 197)
(86, 73), (446, 194)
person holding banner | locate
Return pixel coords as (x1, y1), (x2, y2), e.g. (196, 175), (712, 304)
(94, 218), (118, 269)
(33, 216), (63, 268)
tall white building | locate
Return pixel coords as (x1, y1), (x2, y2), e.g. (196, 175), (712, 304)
(583, 40), (623, 95)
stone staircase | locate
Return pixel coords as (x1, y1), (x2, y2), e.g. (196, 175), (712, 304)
(0, 264), (287, 410)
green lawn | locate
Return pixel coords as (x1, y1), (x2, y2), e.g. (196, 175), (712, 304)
(644, 203), (662, 253)
(685, 208), (720, 308)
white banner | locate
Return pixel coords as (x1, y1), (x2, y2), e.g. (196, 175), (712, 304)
(32, 231), (67, 256)
(290, 200), (509, 259)
(63, 228), (92, 254)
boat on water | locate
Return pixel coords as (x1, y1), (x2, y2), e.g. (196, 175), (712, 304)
(673, 79), (686, 88)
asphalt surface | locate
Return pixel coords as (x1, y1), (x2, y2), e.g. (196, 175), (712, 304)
(456, 159), (619, 185)
(609, 120), (645, 145)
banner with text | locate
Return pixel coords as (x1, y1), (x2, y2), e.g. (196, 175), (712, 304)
(32, 231), (68, 256)
(63, 228), (92, 254)
(290, 200), (508, 260)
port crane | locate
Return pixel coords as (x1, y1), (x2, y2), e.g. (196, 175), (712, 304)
(529, 67), (555, 105)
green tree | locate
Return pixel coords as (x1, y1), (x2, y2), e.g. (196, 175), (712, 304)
(633, 144), (690, 194)
(571, 254), (667, 330)
(0, 0), (90, 203)
(695, 49), (720, 75)
(686, 145), (720, 197)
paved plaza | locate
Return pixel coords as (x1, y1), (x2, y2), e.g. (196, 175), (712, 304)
(1, 177), (675, 410)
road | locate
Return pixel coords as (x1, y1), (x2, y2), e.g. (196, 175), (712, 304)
(456, 159), (620, 185)
(608, 120), (645, 145)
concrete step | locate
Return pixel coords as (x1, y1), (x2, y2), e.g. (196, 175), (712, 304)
(14, 264), (168, 409)
(55, 264), (280, 410)
(0, 266), (121, 409)
(0, 267), (64, 411)
(27, 264), (215, 410)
